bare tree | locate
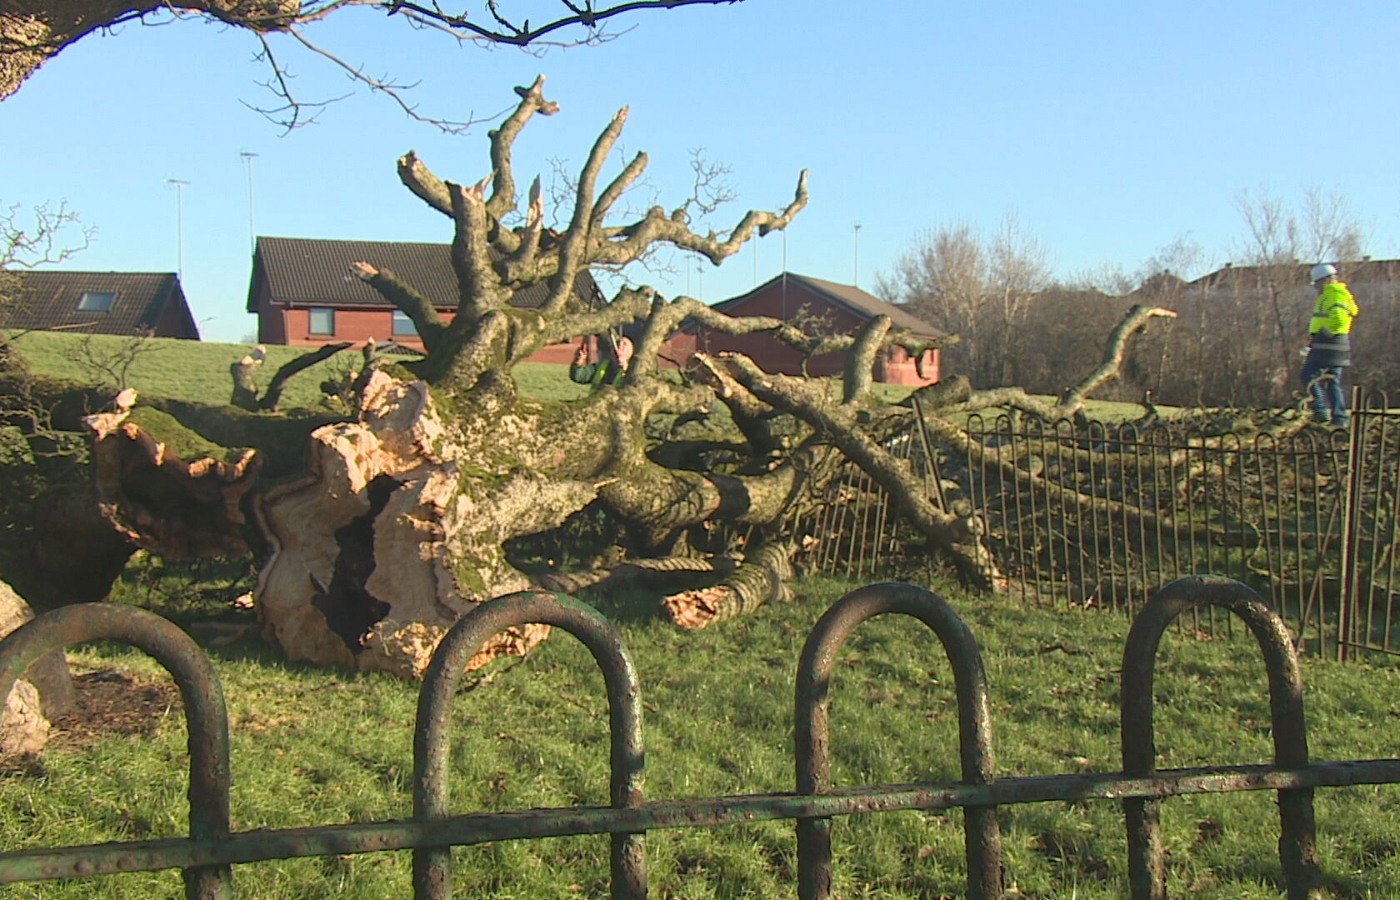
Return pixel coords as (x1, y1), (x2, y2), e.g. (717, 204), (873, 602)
(1, 1), (739, 131)
(877, 215), (1048, 389)
(1232, 185), (1365, 397)
(0, 200), (91, 323)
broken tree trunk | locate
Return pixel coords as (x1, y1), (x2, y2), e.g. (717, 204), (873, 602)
(253, 371), (577, 678)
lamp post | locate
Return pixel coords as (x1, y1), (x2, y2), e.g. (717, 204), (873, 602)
(853, 222), (862, 288)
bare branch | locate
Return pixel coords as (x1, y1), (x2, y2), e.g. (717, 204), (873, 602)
(927, 304), (1179, 420)
(538, 104), (629, 316)
(485, 75), (560, 220)
(397, 151), (454, 217)
(714, 352), (1003, 589)
(600, 169), (808, 266)
(1, 1), (740, 125)
(384, 0), (739, 47)
(0, 201), (93, 270)
(278, 26), (485, 134)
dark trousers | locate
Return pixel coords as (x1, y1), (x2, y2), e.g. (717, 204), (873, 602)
(1300, 355), (1348, 425)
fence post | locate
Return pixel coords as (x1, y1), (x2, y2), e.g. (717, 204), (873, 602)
(1121, 576), (1317, 899)
(1338, 383), (1365, 660)
(794, 582), (1001, 899)
(0, 604), (232, 900)
(414, 592), (646, 899)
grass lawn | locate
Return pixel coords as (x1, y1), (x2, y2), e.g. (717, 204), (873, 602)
(2, 568), (1399, 898)
(2, 330), (591, 409)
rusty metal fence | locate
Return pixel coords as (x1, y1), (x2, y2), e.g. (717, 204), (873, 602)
(795, 387), (1400, 661)
(3, 578), (1400, 897)
(964, 388), (1400, 659)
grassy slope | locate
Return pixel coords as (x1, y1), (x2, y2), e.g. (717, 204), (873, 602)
(3, 330), (592, 409)
(2, 573), (1398, 898)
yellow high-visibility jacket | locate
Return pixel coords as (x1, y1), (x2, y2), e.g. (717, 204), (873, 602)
(1309, 282), (1358, 338)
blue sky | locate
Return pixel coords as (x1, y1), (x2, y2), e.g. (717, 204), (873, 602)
(3, 1), (1398, 343)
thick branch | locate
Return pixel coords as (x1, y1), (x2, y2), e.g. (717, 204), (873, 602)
(448, 179), (510, 317)
(353, 262), (448, 352)
(260, 341), (353, 411)
(485, 75), (560, 220)
(539, 105), (629, 317)
(927, 304), (1178, 421)
(660, 542), (795, 630)
(842, 315), (891, 405)
(715, 353), (1003, 589)
(1060, 304), (1179, 410)
(396, 151), (454, 217)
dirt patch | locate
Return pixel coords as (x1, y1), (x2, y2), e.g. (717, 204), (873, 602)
(47, 670), (182, 749)
(0, 671), (182, 777)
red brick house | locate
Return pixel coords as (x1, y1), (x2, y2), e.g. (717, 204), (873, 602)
(4, 271), (200, 339)
(246, 237), (602, 362)
(673, 273), (942, 385)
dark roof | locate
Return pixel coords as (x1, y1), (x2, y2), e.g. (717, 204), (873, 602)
(1189, 258), (1400, 290)
(3, 271), (199, 338)
(714, 272), (945, 337)
(247, 236), (601, 312)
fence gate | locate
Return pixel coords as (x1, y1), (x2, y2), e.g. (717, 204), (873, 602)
(1337, 387), (1400, 658)
(3, 579), (1400, 897)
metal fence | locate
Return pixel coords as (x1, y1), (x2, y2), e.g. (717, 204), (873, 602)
(794, 387), (1400, 661)
(963, 388), (1400, 659)
(2, 579), (1400, 897)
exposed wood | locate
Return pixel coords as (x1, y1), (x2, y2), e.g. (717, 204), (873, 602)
(660, 543), (794, 630)
(82, 406), (261, 559)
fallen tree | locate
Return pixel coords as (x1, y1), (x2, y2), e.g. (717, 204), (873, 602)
(76, 78), (1176, 676)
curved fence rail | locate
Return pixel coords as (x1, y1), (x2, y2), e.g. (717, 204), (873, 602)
(2, 579), (1400, 898)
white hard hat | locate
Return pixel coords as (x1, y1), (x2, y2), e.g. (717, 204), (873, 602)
(1310, 263), (1337, 282)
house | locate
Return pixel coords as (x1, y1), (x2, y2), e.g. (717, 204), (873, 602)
(245, 236), (603, 363)
(672, 273), (942, 386)
(2, 271), (200, 339)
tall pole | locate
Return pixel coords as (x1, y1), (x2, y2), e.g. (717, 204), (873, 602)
(165, 177), (190, 281)
(853, 222), (862, 288)
(240, 151), (258, 255)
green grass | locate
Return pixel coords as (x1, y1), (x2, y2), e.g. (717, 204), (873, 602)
(2, 330), (588, 409)
(3, 570), (1400, 898)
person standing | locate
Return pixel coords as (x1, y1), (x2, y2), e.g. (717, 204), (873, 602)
(1300, 263), (1359, 427)
(570, 333), (634, 387)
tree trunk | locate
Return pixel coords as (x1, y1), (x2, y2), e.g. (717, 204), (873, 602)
(252, 371), (599, 677)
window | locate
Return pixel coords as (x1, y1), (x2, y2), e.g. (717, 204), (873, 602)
(76, 291), (116, 312)
(391, 310), (417, 337)
(308, 307), (335, 336)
